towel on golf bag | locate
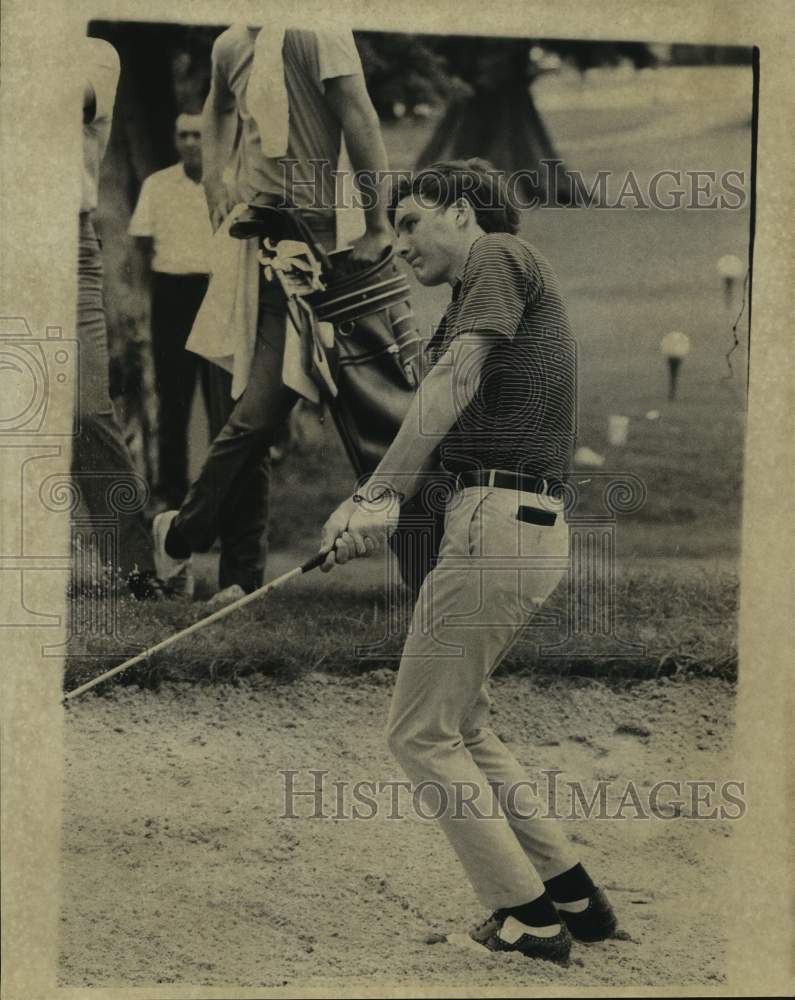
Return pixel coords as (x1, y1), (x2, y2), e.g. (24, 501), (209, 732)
(185, 203), (260, 400)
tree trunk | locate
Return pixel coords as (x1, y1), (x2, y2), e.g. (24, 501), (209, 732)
(418, 38), (571, 203)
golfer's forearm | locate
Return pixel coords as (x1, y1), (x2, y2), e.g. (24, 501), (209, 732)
(364, 340), (486, 499)
(364, 410), (445, 501)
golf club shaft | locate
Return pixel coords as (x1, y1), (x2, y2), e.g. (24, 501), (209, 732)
(63, 550), (329, 702)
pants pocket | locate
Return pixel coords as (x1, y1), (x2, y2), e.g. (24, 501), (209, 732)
(466, 489), (497, 557)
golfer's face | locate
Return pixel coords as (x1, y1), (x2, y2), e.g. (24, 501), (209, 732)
(394, 195), (456, 286)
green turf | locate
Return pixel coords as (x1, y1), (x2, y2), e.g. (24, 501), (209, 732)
(63, 563), (738, 695)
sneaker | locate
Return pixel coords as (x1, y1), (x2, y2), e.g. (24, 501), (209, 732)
(471, 911), (572, 964)
(556, 888), (618, 942)
(205, 584), (246, 609)
(152, 510), (194, 599)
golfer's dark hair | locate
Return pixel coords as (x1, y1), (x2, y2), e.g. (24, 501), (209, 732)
(390, 159), (520, 235)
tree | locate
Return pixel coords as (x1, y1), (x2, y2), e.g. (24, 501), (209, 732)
(416, 36), (567, 202)
(358, 34), (656, 203)
(354, 32), (452, 119)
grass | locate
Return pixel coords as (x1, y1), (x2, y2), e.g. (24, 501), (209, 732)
(63, 564), (738, 697)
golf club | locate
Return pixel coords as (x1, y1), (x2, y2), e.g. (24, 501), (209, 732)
(63, 549), (330, 703)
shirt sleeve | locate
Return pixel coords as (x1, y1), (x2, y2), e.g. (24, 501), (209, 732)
(315, 31), (363, 82)
(85, 38), (120, 123)
(127, 175), (154, 237)
(451, 236), (542, 343)
(210, 29), (238, 113)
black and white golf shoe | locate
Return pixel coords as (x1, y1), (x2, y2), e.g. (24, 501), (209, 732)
(470, 911), (572, 965)
(556, 887), (619, 942)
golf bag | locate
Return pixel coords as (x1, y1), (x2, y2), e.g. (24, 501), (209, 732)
(307, 245), (421, 474)
(230, 204), (444, 593)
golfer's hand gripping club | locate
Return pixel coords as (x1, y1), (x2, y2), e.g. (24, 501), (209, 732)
(319, 494), (394, 572)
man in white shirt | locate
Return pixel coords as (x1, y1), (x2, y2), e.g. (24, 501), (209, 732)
(129, 114), (214, 510)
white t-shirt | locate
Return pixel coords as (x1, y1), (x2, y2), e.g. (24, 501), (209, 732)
(128, 163), (213, 274)
(212, 26), (363, 209)
(82, 37), (120, 213)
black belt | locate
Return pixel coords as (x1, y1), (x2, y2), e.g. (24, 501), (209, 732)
(455, 469), (564, 497)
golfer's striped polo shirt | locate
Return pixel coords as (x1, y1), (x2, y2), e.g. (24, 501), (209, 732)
(426, 232), (577, 482)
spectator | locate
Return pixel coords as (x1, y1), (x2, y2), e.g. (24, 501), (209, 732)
(129, 113), (214, 511)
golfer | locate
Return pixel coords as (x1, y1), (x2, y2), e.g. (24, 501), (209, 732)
(321, 160), (618, 963)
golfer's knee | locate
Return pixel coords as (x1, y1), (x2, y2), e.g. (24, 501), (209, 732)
(221, 412), (273, 443)
(385, 717), (440, 766)
(210, 421), (278, 467)
(461, 724), (489, 749)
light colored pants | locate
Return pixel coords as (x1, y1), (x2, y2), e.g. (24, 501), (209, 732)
(386, 485), (579, 910)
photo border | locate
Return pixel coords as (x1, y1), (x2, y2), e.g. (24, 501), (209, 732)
(1, 1), (791, 997)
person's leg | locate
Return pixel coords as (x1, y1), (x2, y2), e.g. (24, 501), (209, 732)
(71, 414), (155, 581)
(460, 689), (580, 882)
(150, 274), (192, 507)
(204, 362), (270, 593)
(72, 213), (156, 585)
(168, 215), (336, 588)
(196, 342), (214, 425)
(386, 487), (576, 912)
(461, 663), (616, 941)
(169, 277), (297, 557)
(455, 509), (580, 883)
(151, 274), (211, 508)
